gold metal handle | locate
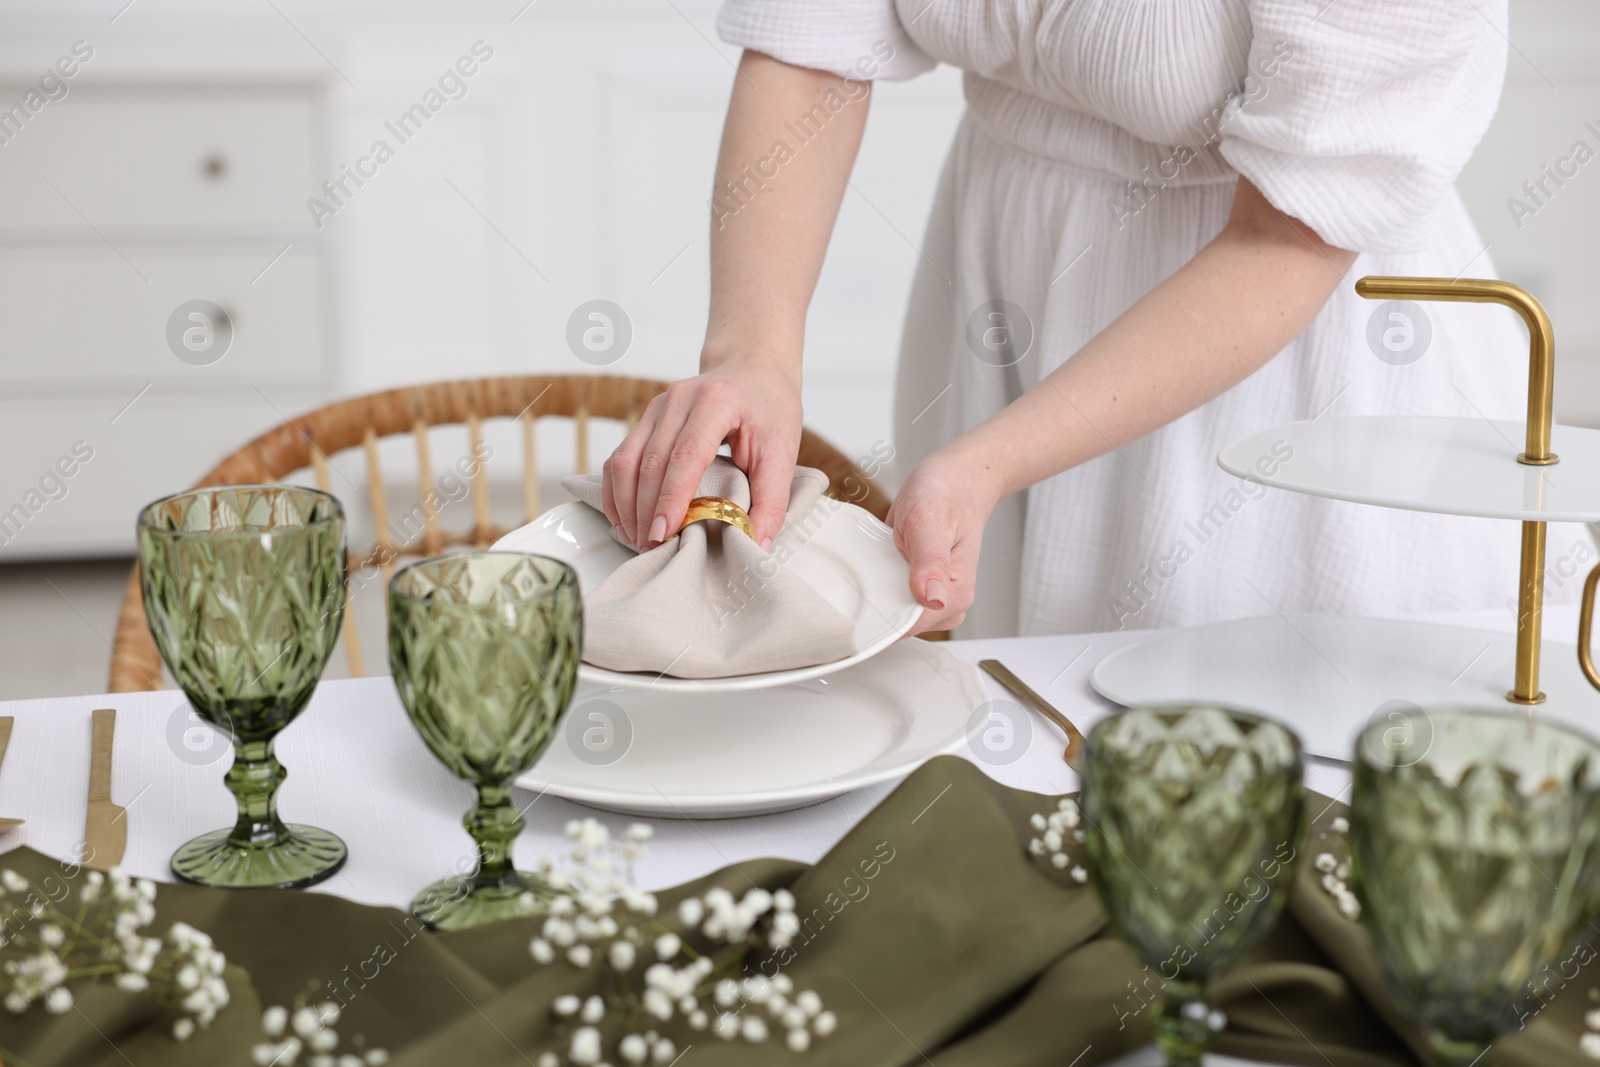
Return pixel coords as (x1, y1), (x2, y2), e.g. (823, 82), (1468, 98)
(1356, 277), (1558, 705)
(1581, 564), (1600, 691)
(1354, 277), (1556, 465)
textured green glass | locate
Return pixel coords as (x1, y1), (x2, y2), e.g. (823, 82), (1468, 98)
(1350, 709), (1600, 1066)
(1082, 706), (1304, 1067)
(388, 552), (582, 931)
(138, 485), (349, 890)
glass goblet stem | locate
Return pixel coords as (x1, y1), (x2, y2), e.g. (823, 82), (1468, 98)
(223, 734), (291, 847)
(462, 784), (524, 895)
(1153, 980), (1211, 1067)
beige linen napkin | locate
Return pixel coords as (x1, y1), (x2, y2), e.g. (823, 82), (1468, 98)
(561, 457), (859, 678)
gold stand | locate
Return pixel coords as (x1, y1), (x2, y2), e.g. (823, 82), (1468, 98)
(1354, 277), (1557, 705)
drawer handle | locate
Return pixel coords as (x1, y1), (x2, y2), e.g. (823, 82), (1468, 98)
(202, 154), (227, 180)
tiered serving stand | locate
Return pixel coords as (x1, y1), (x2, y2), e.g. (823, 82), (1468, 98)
(1091, 277), (1600, 758)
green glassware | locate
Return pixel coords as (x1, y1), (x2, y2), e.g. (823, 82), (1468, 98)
(388, 552), (582, 930)
(1350, 708), (1600, 1066)
(1081, 706), (1304, 1067)
(138, 485), (349, 889)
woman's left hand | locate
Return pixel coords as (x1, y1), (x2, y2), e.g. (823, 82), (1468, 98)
(886, 448), (1003, 636)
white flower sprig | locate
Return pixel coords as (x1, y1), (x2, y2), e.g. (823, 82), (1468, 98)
(0, 866), (229, 1040)
(1579, 1002), (1600, 1059)
(1313, 816), (1360, 920)
(1027, 797), (1089, 884)
(528, 818), (838, 1065)
(251, 998), (390, 1067)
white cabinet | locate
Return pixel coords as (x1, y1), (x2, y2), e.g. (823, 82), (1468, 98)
(0, 81), (332, 560)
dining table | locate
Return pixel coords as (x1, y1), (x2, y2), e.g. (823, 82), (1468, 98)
(0, 603), (1573, 1066)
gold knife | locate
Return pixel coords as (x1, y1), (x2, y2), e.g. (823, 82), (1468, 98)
(85, 708), (126, 870)
(0, 717), (21, 830)
(979, 659), (1087, 770)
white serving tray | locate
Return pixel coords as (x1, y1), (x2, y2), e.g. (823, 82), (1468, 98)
(1218, 415), (1600, 522)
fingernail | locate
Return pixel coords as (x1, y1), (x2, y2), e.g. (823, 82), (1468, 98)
(925, 578), (946, 609)
(648, 515), (668, 544)
(760, 536), (773, 552)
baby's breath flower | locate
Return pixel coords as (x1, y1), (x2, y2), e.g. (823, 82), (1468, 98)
(619, 1033), (649, 1063)
(814, 1010), (837, 1036)
(569, 1026), (602, 1065)
(654, 933), (681, 960)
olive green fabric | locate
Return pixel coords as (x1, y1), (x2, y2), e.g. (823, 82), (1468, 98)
(2, 755), (1596, 1066)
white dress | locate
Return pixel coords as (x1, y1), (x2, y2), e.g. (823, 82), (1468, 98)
(718, 0), (1565, 638)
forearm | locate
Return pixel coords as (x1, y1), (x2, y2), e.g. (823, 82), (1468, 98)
(702, 50), (871, 381)
(948, 179), (1358, 499)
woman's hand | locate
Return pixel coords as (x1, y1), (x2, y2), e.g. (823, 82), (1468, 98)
(887, 447), (1004, 635)
(601, 358), (802, 551)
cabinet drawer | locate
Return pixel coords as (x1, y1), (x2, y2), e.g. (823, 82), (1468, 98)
(0, 386), (325, 560)
(0, 86), (320, 234)
(0, 245), (327, 386)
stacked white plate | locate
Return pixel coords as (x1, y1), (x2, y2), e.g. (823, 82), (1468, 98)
(492, 501), (986, 817)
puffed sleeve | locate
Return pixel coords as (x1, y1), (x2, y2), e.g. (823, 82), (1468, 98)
(1219, 0), (1508, 253)
(717, 0), (938, 81)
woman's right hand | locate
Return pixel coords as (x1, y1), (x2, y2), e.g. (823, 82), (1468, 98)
(601, 357), (802, 552)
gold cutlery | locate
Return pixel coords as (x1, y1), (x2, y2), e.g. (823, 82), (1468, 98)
(979, 659), (1086, 770)
(0, 716), (21, 830)
(85, 708), (126, 870)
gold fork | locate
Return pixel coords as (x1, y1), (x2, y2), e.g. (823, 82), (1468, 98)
(979, 660), (1087, 770)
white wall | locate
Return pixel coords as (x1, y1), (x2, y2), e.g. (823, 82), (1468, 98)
(0, 0), (1594, 557)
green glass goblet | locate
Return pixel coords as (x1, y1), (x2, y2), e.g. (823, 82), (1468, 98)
(1350, 708), (1600, 1066)
(1081, 706), (1304, 1067)
(388, 552), (582, 930)
(138, 485), (349, 889)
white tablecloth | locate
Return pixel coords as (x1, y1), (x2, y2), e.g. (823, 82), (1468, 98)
(0, 607), (1558, 1066)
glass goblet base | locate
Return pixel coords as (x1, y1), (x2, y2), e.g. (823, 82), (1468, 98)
(171, 824), (347, 890)
(410, 870), (562, 931)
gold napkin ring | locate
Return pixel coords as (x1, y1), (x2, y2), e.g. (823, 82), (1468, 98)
(675, 497), (755, 541)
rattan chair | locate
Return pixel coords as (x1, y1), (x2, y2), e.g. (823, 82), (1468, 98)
(107, 375), (895, 693)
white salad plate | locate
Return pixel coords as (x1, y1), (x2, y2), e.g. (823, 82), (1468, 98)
(491, 500), (921, 692)
(1090, 613), (1600, 760)
(514, 639), (988, 818)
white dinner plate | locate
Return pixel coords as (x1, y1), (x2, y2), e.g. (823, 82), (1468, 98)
(491, 500), (921, 692)
(514, 639), (988, 817)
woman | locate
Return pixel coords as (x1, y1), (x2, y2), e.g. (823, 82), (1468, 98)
(602, 0), (1527, 638)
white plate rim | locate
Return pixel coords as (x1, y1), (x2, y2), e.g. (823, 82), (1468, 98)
(514, 642), (987, 817)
